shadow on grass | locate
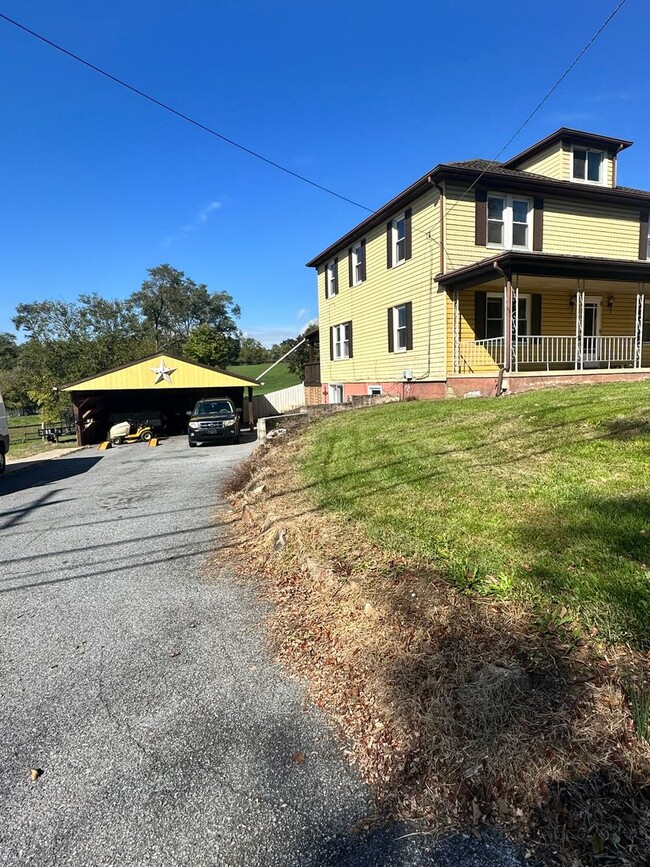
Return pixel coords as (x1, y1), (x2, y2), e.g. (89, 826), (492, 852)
(515, 493), (650, 647)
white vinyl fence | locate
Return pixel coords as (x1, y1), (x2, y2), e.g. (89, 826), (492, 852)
(252, 383), (305, 418)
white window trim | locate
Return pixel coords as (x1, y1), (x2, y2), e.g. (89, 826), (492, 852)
(486, 292), (532, 337)
(486, 193), (532, 251)
(570, 145), (605, 186)
(328, 384), (343, 404)
(368, 386), (382, 397)
(392, 213), (406, 267)
(352, 243), (364, 286)
(392, 303), (408, 353)
(325, 260), (338, 299)
(332, 322), (350, 360)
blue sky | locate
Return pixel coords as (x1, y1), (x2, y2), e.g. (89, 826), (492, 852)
(1, 0), (648, 345)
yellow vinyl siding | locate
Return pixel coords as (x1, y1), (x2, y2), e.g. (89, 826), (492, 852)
(515, 144), (564, 179)
(443, 183), (642, 268)
(543, 196), (639, 259)
(319, 188), (447, 386)
(62, 356), (254, 391)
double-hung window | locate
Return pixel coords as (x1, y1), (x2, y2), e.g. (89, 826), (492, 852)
(351, 242), (365, 285)
(388, 301), (413, 352)
(325, 259), (338, 298)
(392, 214), (406, 265)
(329, 384), (343, 404)
(485, 293), (531, 339)
(487, 194), (532, 250)
(572, 147), (603, 184)
(643, 299), (650, 343)
(331, 322), (351, 360)
(394, 304), (408, 351)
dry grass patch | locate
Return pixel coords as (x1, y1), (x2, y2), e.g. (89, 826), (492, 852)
(225, 427), (650, 866)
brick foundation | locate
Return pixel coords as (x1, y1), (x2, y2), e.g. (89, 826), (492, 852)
(342, 381), (446, 401)
(318, 370), (650, 404)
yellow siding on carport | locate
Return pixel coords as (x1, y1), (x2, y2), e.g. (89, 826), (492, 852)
(318, 187), (447, 386)
(62, 355), (255, 391)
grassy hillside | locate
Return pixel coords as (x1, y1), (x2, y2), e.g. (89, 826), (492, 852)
(231, 362), (300, 395)
(302, 382), (650, 647)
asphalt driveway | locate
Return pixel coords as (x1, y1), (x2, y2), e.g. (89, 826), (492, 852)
(0, 438), (526, 866)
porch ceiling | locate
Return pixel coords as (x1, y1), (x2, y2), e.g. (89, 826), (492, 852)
(436, 252), (650, 292)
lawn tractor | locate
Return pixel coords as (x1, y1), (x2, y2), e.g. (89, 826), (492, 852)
(109, 420), (155, 445)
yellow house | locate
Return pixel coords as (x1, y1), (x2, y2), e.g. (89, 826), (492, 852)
(307, 128), (650, 401)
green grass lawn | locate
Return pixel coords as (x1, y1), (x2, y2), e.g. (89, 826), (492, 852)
(301, 383), (650, 647)
(7, 414), (40, 428)
(231, 362), (301, 395)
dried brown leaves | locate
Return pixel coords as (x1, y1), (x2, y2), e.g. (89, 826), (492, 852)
(224, 431), (650, 866)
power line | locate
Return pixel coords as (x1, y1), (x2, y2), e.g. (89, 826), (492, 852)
(0, 11), (374, 214)
(0, 1), (631, 266)
(444, 0), (629, 220)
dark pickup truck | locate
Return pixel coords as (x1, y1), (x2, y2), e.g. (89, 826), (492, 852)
(187, 398), (241, 447)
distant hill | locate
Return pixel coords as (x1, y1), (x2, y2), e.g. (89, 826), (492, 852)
(230, 362), (301, 395)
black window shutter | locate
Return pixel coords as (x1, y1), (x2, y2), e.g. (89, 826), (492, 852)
(531, 294), (542, 336)
(333, 257), (339, 295)
(347, 321), (353, 359)
(640, 211), (649, 260)
(386, 221), (393, 268)
(475, 189), (488, 246)
(329, 326), (334, 361)
(475, 291), (487, 340)
(387, 307), (394, 353)
(323, 265), (328, 299)
(360, 239), (367, 281)
(348, 247), (353, 287)
(404, 208), (413, 260)
(533, 198), (544, 251)
(405, 302), (413, 350)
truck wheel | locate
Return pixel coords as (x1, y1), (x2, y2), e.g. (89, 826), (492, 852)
(188, 438), (197, 448)
(0, 451), (5, 474)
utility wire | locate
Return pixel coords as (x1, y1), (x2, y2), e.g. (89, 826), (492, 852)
(444, 0), (629, 220)
(0, 11), (373, 214)
(0, 0), (630, 263)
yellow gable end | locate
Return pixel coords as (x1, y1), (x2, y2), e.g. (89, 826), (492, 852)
(62, 356), (255, 391)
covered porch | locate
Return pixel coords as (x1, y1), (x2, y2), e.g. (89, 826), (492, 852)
(439, 253), (650, 376)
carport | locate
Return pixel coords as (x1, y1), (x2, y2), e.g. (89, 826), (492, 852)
(59, 352), (259, 445)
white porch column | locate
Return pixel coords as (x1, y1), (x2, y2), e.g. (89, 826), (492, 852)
(511, 282), (519, 373)
(452, 290), (460, 374)
(503, 275), (513, 373)
(634, 286), (646, 369)
(574, 286), (585, 370)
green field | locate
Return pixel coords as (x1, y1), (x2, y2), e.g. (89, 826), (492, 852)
(231, 362), (300, 395)
(301, 383), (650, 647)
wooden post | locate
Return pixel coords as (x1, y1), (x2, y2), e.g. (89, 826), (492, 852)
(247, 386), (254, 428)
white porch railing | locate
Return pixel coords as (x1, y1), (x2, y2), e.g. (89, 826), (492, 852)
(457, 335), (638, 373)
(458, 337), (504, 371)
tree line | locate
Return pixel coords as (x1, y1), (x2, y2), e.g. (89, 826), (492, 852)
(0, 264), (315, 420)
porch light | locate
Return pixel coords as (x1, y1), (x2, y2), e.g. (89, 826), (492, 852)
(608, 295), (615, 310)
(569, 294), (576, 311)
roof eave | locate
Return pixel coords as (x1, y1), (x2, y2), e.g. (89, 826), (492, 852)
(436, 252), (650, 291)
(504, 127), (633, 168)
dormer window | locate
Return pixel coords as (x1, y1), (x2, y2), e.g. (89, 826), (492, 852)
(572, 147), (603, 184)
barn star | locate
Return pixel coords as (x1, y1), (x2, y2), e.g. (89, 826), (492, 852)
(150, 359), (176, 384)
